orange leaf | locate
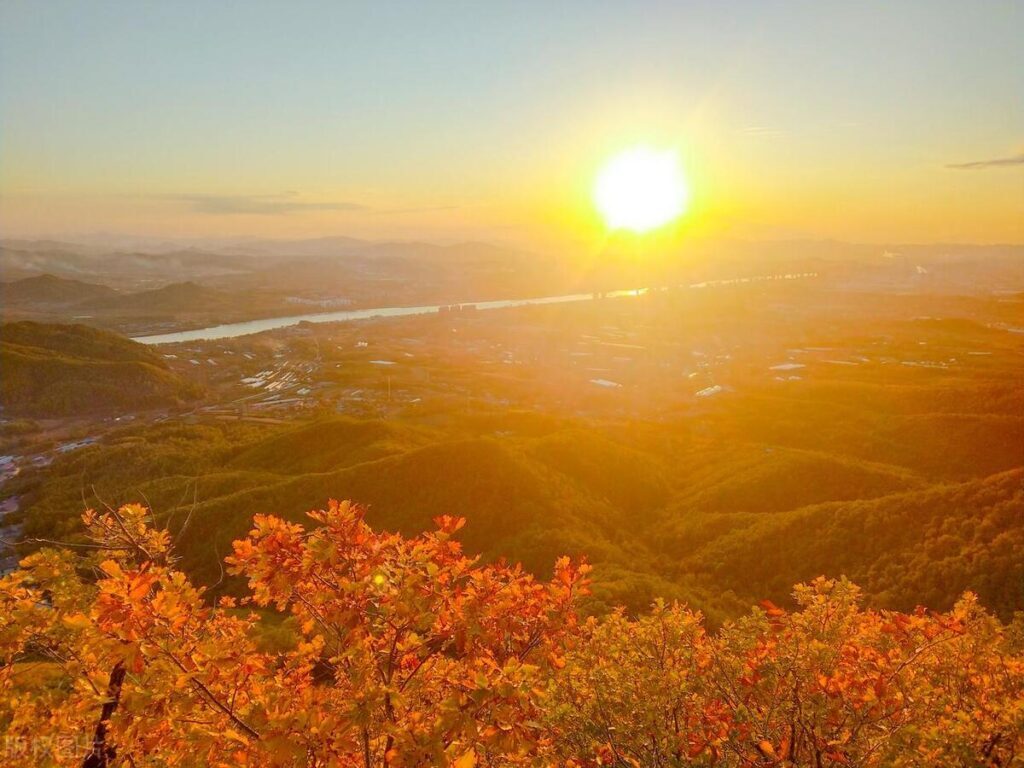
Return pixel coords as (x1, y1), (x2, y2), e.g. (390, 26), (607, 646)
(780, 735), (791, 759)
(756, 740), (776, 759)
(99, 560), (124, 579)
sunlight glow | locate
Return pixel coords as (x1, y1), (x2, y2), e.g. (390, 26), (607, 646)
(594, 147), (689, 233)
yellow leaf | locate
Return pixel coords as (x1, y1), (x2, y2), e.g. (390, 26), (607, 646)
(62, 613), (91, 630)
(99, 560), (124, 579)
(453, 750), (476, 768)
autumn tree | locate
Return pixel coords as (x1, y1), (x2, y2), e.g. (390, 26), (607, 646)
(2, 501), (1022, 768)
(550, 578), (1024, 767)
(0, 501), (589, 767)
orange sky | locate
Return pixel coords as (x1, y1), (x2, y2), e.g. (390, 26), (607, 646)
(1, 2), (1021, 251)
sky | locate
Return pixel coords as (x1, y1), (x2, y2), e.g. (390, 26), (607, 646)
(1, 0), (1021, 251)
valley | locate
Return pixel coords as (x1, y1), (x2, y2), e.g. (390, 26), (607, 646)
(3, 255), (1021, 623)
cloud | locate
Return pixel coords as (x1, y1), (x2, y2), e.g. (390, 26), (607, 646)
(738, 126), (784, 137)
(946, 153), (1024, 170)
(160, 192), (368, 215)
(373, 204), (461, 215)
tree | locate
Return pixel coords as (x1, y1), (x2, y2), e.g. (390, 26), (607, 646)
(550, 578), (1024, 767)
(0, 501), (589, 767)
(1, 501), (1022, 768)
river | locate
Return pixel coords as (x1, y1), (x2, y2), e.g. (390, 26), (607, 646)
(131, 272), (818, 346)
(131, 288), (646, 345)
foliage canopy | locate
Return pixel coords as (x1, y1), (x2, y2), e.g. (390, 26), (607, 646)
(2, 502), (1022, 767)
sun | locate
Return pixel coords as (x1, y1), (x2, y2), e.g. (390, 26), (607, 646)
(594, 147), (690, 233)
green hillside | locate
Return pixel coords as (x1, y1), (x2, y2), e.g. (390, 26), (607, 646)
(705, 393), (1024, 480)
(0, 321), (199, 416)
(10, 400), (1022, 621)
(674, 469), (1024, 614)
(6, 417), (716, 614)
(666, 444), (922, 514)
(228, 417), (435, 474)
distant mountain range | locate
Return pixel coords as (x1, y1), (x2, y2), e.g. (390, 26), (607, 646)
(0, 237), (543, 298)
(5, 234), (1020, 269)
(3, 237), (1022, 328)
(2, 274), (231, 313)
(78, 281), (231, 313)
(0, 273), (288, 337)
(0, 242), (255, 284)
(1, 273), (119, 306)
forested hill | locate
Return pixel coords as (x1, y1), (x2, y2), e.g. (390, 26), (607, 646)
(0, 321), (199, 417)
(75, 280), (229, 313)
(0, 273), (118, 306)
(9, 409), (1023, 622)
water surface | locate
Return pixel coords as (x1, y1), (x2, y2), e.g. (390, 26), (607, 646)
(133, 289), (645, 345)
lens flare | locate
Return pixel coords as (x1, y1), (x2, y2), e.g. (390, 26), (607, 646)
(594, 147), (689, 233)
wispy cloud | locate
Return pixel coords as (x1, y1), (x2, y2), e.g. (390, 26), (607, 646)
(946, 153), (1024, 170)
(738, 126), (784, 137)
(373, 205), (460, 216)
(160, 192), (367, 215)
